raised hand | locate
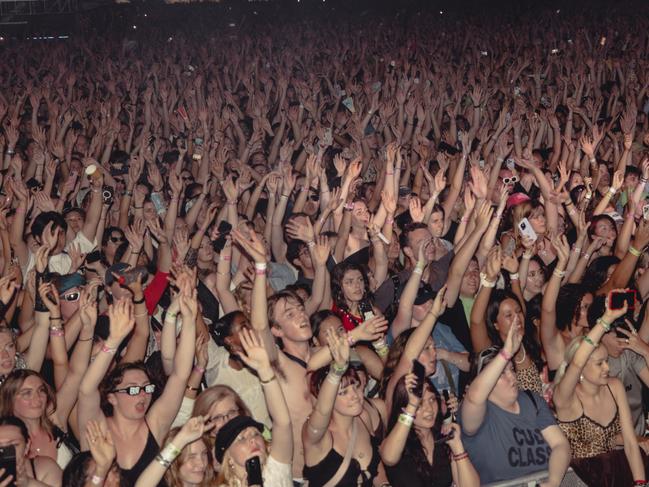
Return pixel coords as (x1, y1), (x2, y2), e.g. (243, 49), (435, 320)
(106, 298), (136, 346)
(238, 328), (272, 373)
(0, 276), (18, 306)
(354, 314), (388, 342)
(502, 312), (523, 358)
(38, 282), (60, 314)
(85, 420), (116, 475)
(174, 416), (216, 448)
(430, 284), (448, 318)
(231, 228), (267, 264)
(485, 245), (502, 281)
(326, 327), (349, 368)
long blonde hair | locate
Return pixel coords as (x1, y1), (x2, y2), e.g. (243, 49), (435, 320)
(214, 444), (269, 487)
(552, 335), (590, 388)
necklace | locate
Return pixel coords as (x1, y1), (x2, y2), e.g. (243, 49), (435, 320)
(515, 346), (526, 365)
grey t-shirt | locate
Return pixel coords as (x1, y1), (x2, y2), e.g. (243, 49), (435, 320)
(458, 391), (556, 484)
(608, 350), (647, 436)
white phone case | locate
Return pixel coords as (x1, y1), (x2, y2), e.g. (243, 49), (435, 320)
(518, 218), (538, 242)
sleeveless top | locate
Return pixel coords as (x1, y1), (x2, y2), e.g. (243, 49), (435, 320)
(558, 385), (621, 459)
(118, 422), (160, 487)
(516, 362), (544, 395)
(303, 428), (380, 487)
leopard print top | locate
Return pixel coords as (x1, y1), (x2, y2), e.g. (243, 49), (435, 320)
(515, 361), (543, 395)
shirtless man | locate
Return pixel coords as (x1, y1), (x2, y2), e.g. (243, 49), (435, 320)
(233, 227), (329, 483)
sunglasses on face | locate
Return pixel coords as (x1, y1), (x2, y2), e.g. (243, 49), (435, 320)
(109, 236), (124, 244)
(502, 176), (519, 185)
(112, 384), (156, 396)
(61, 291), (80, 302)
(309, 193), (319, 202)
(30, 185), (44, 193)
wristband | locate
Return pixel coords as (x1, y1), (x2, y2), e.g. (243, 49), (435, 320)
(307, 241), (316, 248)
(5, 149), (14, 156)
(641, 178), (648, 185)
(221, 254), (232, 261)
(398, 413), (414, 427)
(572, 247), (581, 254)
(480, 274), (496, 288)
(101, 344), (117, 355)
(583, 336), (598, 347)
(553, 269), (566, 279)
(375, 345), (389, 357)
(597, 317), (612, 332)
(629, 246), (642, 257)
(413, 264), (424, 275)
(582, 252), (591, 260)
(254, 262), (268, 271)
(499, 350), (512, 361)
(509, 272), (519, 281)
(49, 328), (65, 337)
(133, 296), (145, 305)
(453, 452), (469, 462)
(589, 157), (596, 164)
(344, 203), (354, 211)
(186, 385), (200, 392)
(90, 475), (104, 485)
(193, 365), (205, 374)
(331, 362), (348, 376)
(607, 187), (617, 196)
(522, 252), (533, 260)
(166, 312), (177, 321)
(633, 481), (647, 486)
(326, 372), (341, 386)
(386, 217), (394, 225)
(160, 443), (181, 463)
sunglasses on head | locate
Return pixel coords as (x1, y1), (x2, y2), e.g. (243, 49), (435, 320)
(502, 176), (519, 185)
(109, 236), (124, 243)
(61, 291), (80, 302)
(112, 384), (156, 396)
(476, 346), (500, 374)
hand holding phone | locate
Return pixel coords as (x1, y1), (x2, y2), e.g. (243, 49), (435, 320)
(412, 360), (426, 399)
(517, 218), (537, 243)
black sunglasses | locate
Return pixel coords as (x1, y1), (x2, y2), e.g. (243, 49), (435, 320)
(109, 236), (124, 244)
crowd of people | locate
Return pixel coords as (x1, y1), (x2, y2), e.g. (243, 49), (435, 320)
(1, 1), (649, 485)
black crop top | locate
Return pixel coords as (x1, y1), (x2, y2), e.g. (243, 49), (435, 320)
(303, 433), (380, 487)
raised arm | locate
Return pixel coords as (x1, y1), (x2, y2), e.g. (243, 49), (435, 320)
(232, 228), (278, 362)
(78, 298), (135, 450)
(302, 329), (349, 447)
(238, 328), (293, 463)
(461, 313), (523, 435)
(146, 270), (196, 440)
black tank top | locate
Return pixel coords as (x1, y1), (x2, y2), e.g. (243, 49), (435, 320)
(118, 423), (160, 487)
(303, 431), (380, 487)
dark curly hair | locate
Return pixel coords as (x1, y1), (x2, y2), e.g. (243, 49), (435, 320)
(99, 361), (159, 416)
(555, 284), (591, 332)
(331, 261), (371, 311)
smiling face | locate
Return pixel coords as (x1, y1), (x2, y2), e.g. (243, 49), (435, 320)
(413, 387), (439, 430)
(0, 425), (28, 474)
(333, 379), (363, 417)
(351, 201), (370, 225)
(13, 375), (49, 421)
(107, 369), (154, 420)
(460, 259), (480, 297)
(581, 345), (610, 385)
(178, 439), (210, 485)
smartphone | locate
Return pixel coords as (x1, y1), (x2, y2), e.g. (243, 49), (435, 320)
(434, 430), (455, 445)
(212, 221), (233, 253)
(609, 289), (636, 311)
(517, 218), (538, 243)
(0, 445), (16, 486)
(412, 359), (426, 399)
(245, 456), (263, 486)
(442, 389), (454, 425)
(643, 204), (649, 221)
